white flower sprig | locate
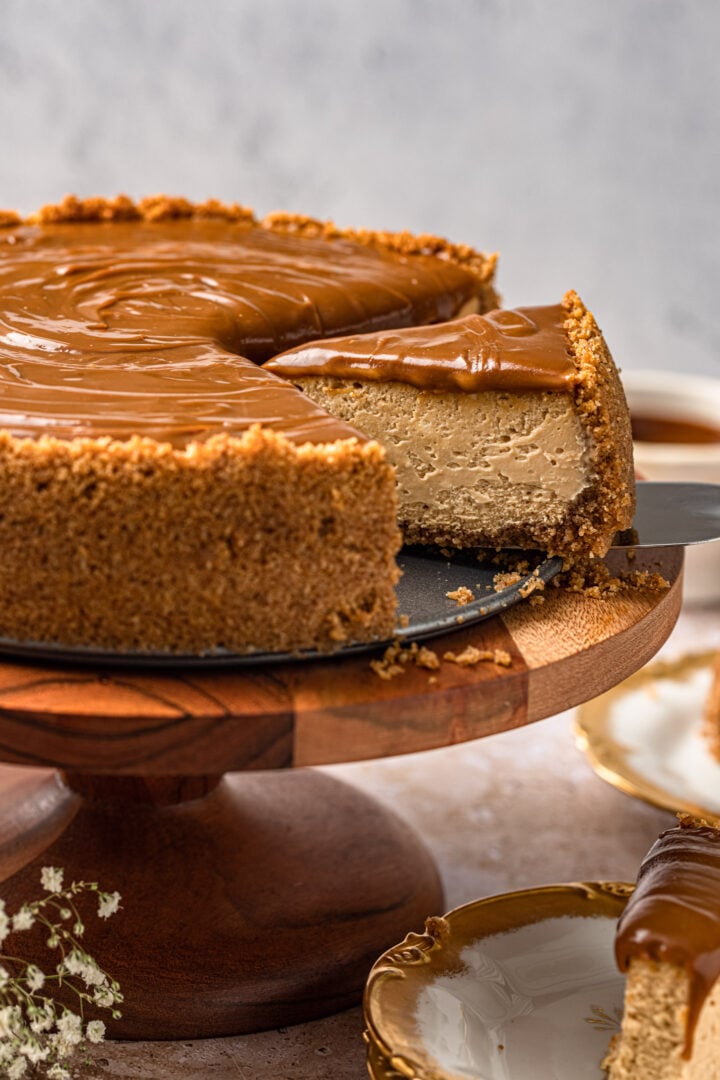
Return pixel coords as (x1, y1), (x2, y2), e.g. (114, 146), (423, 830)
(0, 867), (123, 1078)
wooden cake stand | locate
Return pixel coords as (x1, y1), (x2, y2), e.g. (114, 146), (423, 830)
(0, 547), (682, 1039)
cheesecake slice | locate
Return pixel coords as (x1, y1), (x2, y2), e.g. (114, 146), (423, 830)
(265, 290), (635, 558)
(605, 818), (720, 1079)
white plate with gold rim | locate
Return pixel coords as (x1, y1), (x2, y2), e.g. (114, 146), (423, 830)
(575, 651), (720, 822)
(364, 882), (631, 1080)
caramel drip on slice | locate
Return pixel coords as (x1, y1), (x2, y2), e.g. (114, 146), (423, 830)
(615, 822), (720, 1058)
(264, 304), (576, 393)
(0, 217), (480, 446)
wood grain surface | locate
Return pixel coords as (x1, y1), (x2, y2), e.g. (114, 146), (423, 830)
(0, 547), (683, 773)
(0, 768), (443, 1039)
(0, 547), (683, 1039)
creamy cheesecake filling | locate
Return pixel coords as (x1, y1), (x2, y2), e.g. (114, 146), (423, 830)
(360, 388), (589, 507)
(283, 379), (593, 538)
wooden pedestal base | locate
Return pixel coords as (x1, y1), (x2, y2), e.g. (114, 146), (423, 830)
(0, 767), (443, 1039)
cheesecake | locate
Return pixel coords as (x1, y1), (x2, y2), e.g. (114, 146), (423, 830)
(265, 291), (635, 557)
(604, 818), (720, 1079)
(0, 195), (498, 653)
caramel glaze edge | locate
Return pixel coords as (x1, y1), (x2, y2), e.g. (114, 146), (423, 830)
(0, 194), (499, 460)
(1, 193), (499, 299)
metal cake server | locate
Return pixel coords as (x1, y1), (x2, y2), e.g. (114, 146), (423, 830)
(615, 481), (720, 548)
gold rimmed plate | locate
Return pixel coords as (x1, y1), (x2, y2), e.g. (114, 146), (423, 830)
(575, 651), (720, 823)
(364, 882), (632, 1080)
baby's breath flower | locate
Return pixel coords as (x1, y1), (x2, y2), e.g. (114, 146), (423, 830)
(58, 948), (105, 989)
(58, 949), (85, 978)
(81, 962), (105, 988)
(85, 1019), (106, 1044)
(97, 891), (121, 919)
(29, 1004), (54, 1035)
(1, 869), (121, 1076)
(40, 866), (64, 893)
(92, 986), (114, 1008)
(25, 965), (44, 992)
(47, 1033), (74, 1060)
(47, 1065), (71, 1080)
(0, 1004), (19, 1038)
(55, 1011), (83, 1047)
(11, 906), (35, 932)
(7, 1056), (27, 1078)
(19, 1038), (48, 1064)
(0, 900), (9, 946)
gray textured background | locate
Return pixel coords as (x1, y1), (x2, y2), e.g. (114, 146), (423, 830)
(0, 0), (717, 373)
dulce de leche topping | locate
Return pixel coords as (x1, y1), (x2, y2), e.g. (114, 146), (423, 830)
(264, 303), (576, 393)
(615, 821), (720, 1058)
(0, 214), (482, 446)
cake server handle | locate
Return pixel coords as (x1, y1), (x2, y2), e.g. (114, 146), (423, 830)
(614, 481), (720, 548)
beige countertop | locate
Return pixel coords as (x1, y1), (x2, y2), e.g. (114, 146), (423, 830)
(26, 603), (720, 1079)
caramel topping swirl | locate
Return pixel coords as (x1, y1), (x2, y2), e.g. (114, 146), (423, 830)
(0, 214), (483, 446)
(265, 303), (576, 392)
(615, 821), (720, 1058)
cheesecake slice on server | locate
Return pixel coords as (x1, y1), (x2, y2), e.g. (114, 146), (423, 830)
(265, 290), (635, 559)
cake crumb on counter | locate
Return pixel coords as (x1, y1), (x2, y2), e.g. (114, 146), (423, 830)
(443, 646), (512, 668)
(370, 640), (440, 680)
(370, 656), (404, 681)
